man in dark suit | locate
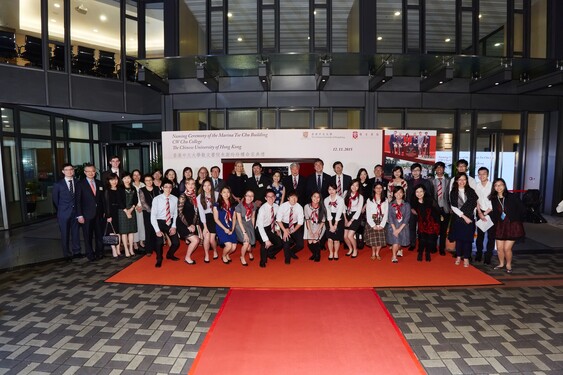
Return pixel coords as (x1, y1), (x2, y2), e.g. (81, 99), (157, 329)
(76, 163), (106, 261)
(210, 165), (225, 193)
(101, 155), (124, 184)
(306, 158), (331, 199)
(283, 162), (308, 206)
(247, 162), (271, 207)
(369, 164), (389, 198)
(329, 161), (352, 198)
(52, 163), (81, 261)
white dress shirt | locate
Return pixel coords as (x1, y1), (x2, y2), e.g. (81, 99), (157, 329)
(197, 192), (219, 223)
(324, 195), (345, 222)
(150, 194), (178, 231)
(475, 180), (493, 212)
(256, 202), (279, 241)
(276, 201), (304, 225)
(345, 194), (364, 220)
(366, 199), (388, 228)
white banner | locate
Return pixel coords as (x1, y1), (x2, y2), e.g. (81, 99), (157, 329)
(163, 129), (383, 177)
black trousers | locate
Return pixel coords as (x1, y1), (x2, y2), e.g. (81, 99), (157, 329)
(257, 226), (283, 266)
(475, 210), (495, 261)
(418, 233), (437, 258)
(409, 211), (419, 247)
(142, 211), (157, 254)
(281, 224), (304, 262)
(155, 220), (180, 262)
(57, 214), (81, 258)
(437, 209), (451, 252)
(82, 216), (104, 260)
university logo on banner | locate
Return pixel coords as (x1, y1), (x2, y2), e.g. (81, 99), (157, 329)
(352, 131), (358, 139)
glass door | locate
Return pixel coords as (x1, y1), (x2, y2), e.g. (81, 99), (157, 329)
(475, 131), (520, 190)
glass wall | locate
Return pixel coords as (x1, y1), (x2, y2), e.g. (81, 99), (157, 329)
(426, 0), (455, 53)
(377, 0), (403, 53)
(228, 110), (258, 129)
(333, 109), (361, 129)
(48, 0), (65, 71)
(280, 109), (310, 128)
(22, 138), (55, 219)
(280, 1), (309, 53)
(179, 111), (207, 131)
(21, 111), (51, 136)
(377, 110), (402, 129)
(228, 0), (257, 54)
(146, 2), (165, 57)
(524, 113), (544, 190)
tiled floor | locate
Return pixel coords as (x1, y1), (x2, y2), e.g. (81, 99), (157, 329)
(0, 218), (562, 374)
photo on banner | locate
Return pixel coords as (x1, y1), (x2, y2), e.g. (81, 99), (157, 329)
(383, 130), (437, 179)
(162, 129), (383, 180)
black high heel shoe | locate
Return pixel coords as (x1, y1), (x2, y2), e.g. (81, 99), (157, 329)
(222, 256), (230, 264)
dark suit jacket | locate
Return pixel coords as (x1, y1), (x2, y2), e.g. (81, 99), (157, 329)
(52, 178), (77, 219)
(407, 177), (435, 205)
(282, 174), (308, 206)
(247, 174), (272, 203)
(329, 174), (352, 194)
(212, 178), (225, 193)
(306, 172), (331, 199)
(76, 178), (105, 220)
(101, 168), (124, 185)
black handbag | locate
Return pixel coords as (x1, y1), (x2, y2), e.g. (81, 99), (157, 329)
(103, 222), (120, 246)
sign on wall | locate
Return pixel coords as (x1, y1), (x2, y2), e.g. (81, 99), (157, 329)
(383, 130), (437, 178)
(162, 129), (383, 178)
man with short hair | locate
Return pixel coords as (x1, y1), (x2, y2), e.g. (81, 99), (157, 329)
(247, 162), (271, 207)
(101, 155), (123, 183)
(475, 167), (494, 264)
(256, 189), (283, 268)
(150, 180), (180, 268)
(306, 158), (330, 198)
(276, 192), (305, 264)
(407, 162), (434, 251)
(369, 164), (389, 198)
(431, 161), (450, 255)
(452, 159), (477, 190)
(282, 162), (307, 206)
(76, 163), (105, 261)
(210, 165), (225, 193)
(52, 163), (81, 262)
(330, 161), (352, 198)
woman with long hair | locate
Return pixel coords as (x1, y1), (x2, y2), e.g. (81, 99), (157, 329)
(104, 173), (121, 257)
(152, 169), (163, 192)
(386, 186), (410, 263)
(131, 169), (145, 251)
(214, 186), (238, 264)
(488, 178), (526, 273)
(196, 167), (210, 193)
(226, 161), (248, 202)
(164, 169), (180, 197)
(324, 182), (345, 260)
(178, 167), (194, 195)
(268, 170), (285, 206)
(117, 172), (139, 258)
(304, 191), (327, 262)
(387, 166), (408, 201)
(197, 178), (219, 262)
(177, 178), (200, 265)
(235, 189), (257, 266)
(411, 185), (441, 262)
(365, 182), (388, 260)
(450, 173), (479, 267)
(343, 179), (364, 258)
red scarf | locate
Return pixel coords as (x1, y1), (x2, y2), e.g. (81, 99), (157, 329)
(186, 191), (197, 208)
(375, 199), (383, 218)
(347, 192), (358, 211)
(310, 203), (319, 223)
(223, 202), (232, 223)
(328, 200), (338, 208)
(243, 200), (253, 221)
(392, 203), (403, 220)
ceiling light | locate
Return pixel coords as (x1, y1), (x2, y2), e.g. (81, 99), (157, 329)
(483, 126), (487, 129)
(237, 37), (243, 42)
(121, 115), (125, 119)
(445, 38), (451, 42)
(394, 11), (401, 16)
(465, 129), (470, 132)
(203, 81), (208, 85)
(51, 19), (57, 23)
(494, 43), (502, 47)
(227, 12), (233, 18)
(3, 120), (9, 124)
(478, 14), (482, 18)
(439, 81), (443, 84)
(75, 4), (88, 14)
(100, 14), (107, 22)
(548, 84), (553, 88)
(307, 36), (310, 40)
(54, 3), (60, 8)
(377, 36), (383, 41)
(314, 11), (317, 15)
(1, 115), (7, 118)
(494, 82), (499, 85)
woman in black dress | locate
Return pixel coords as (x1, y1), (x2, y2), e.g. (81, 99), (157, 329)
(164, 168), (180, 197)
(489, 178), (526, 273)
(139, 174), (159, 257)
(178, 167), (193, 195)
(226, 161), (248, 203)
(177, 178), (200, 265)
(449, 173), (479, 268)
(104, 173), (121, 257)
(118, 172), (139, 257)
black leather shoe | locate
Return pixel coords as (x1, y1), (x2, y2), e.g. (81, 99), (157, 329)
(259, 262), (266, 268)
(184, 260), (196, 265)
(166, 255), (180, 261)
(155, 260), (162, 268)
(309, 255), (315, 260)
(291, 254), (298, 259)
(408, 245), (416, 251)
(417, 254), (423, 261)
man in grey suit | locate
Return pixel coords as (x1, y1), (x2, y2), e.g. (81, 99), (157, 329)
(210, 166), (225, 193)
(431, 161), (450, 256)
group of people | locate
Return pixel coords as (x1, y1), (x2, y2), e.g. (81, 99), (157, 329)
(52, 156), (526, 272)
(388, 131), (431, 158)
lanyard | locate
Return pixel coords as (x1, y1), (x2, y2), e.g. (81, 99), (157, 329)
(497, 197), (505, 212)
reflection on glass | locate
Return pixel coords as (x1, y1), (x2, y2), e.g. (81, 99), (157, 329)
(55, 117), (64, 137)
(280, 1), (309, 52)
(280, 110), (310, 129)
(261, 110), (276, 129)
(524, 114), (544, 190)
(228, 110), (258, 129)
(210, 110), (225, 130)
(407, 8), (419, 53)
(228, 0), (257, 54)
(22, 138), (56, 219)
(210, 11), (224, 53)
(48, 0), (65, 71)
(314, 110), (328, 129)
(461, 11), (473, 53)
(179, 111), (207, 131)
(333, 109), (361, 129)
(17, 0), (43, 68)
(333, 0), (358, 52)
(478, 113), (520, 130)
(262, 9), (276, 51)
(458, 112), (472, 169)
(480, 0), (506, 56)
(377, 110), (402, 129)
(68, 119), (90, 139)
(55, 141), (65, 173)
(69, 141), (91, 166)
(377, 0), (402, 53)
(1, 108), (15, 132)
(435, 132), (453, 177)
(126, 17), (138, 58)
(314, 8), (327, 52)
(426, 1), (455, 53)
(2, 137), (23, 225)
(21, 111), (51, 136)
(407, 111), (454, 129)
(146, 2), (164, 57)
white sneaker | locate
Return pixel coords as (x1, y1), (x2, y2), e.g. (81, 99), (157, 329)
(397, 249), (403, 257)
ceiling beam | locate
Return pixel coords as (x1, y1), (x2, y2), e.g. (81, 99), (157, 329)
(420, 65), (454, 92)
(137, 67), (169, 94)
(470, 67), (513, 93)
(369, 62), (393, 91)
(196, 65), (218, 92)
(517, 69), (563, 94)
(316, 62), (330, 91)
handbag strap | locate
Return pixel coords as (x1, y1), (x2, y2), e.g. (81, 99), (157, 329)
(105, 221), (117, 234)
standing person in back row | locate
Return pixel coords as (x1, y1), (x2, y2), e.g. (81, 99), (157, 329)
(307, 158), (330, 198)
(101, 155), (124, 183)
(150, 180), (180, 268)
(407, 163), (434, 252)
(475, 167), (494, 264)
(431, 162), (450, 256)
(330, 161), (352, 198)
(247, 162), (271, 207)
(283, 162), (308, 206)
(52, 163), (81, 261)
(76, 163), (105, 262)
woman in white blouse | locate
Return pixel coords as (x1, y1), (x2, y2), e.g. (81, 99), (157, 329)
(365, 182), (389, 260)
(197, 179), (220, 263)
(324, 182), (345, 260)
(343, 179), (364, 258)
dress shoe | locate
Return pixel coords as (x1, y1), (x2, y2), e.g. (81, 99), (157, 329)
(408, 245), (416, 251)
(184, 259), (196, 265)
(285, 260), (291, 265)
(213, 255), (219, 260)
(222, 257), (230, 264)
(155, 260), (162, 268)
(426, 254), (431, 262)
(166, 255), (180, 261)
(291, 254), (298, 260)
(73, 254), (84, 259)
(328, 257), (333, 261)
(417, 254), (423, 262)
(248, 253), (254, 261)
(439, 250), (446, 256)
(351, 252), (358, 258)
(345, 251), (352, 257)
(65, 256), (73, 263)
(334, 256), (339, 261)
(259, 262), (266, 268)
(204, 259), (210, 264)
(309, 255), (315, 260)
(268, 254), (276, 260)
(146, 252), (153, 257)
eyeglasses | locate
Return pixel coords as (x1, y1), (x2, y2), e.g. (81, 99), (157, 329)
(266, 195), (275, 199)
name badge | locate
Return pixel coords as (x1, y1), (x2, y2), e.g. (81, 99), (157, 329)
(500, 212), (506, 220)
(258, 184), (264, 188)
(98, 186), (104, 191)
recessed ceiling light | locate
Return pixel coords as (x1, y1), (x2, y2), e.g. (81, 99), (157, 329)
(1, 115), (7, 118)
(147, 83), (151, 87)
(494, 82), (499, 85)
(93, 29), (98, 33)
(314, 10), (317, 15)
(203, 81), (208, 85)
(227, 12), (233, 18)
(3, 120), (9, 124)
(478, 14), (482, 18)
(129, 37), (134, 41)
(465, 129), (470, 132)
(547, 84), (553, 88)
(445, 38), (451, 42)
(439, 81), (443, 84)
(121, 115), (125, 119)
(237, 37), (243, 42)
(100, 14), (107, 22)
(394, 11), (401, 16)
(377, 36), (383, 41)
(54, 3), (60, 8)
(307, 36), (310, 40)
(494, 42), (502, 47)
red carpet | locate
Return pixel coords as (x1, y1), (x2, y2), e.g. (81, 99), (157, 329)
(106, 244), (501, 288)
(189, 289), (425, 375)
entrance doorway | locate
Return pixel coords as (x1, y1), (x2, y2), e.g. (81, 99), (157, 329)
(474, 131), (520, 190)
(103, 142), (161, 175)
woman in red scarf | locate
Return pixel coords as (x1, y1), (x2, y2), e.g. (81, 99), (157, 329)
(213, 186), (238, 264)
(177, 178), (201, 265)
(304, 192), (327, 262)
(365, 182), (388, 260)
(386, 186), (411, 263)
(235, 189), (257, 266)
(343, 179), (364, 258)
